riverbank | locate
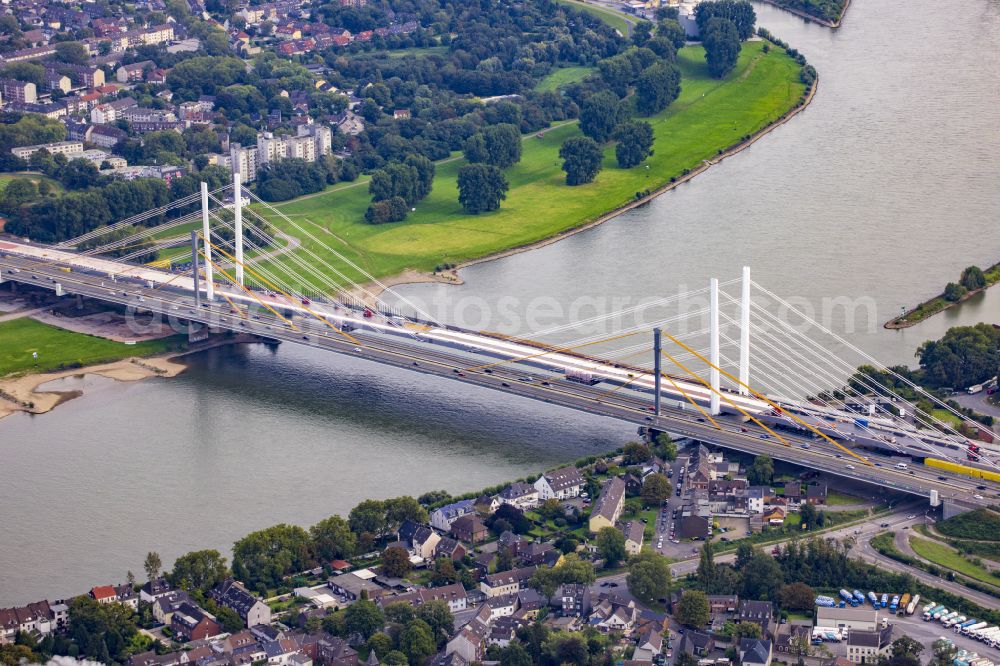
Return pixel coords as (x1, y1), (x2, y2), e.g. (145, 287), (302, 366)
(885, 261), (1000, 329)
(0, 356), (187, 421)
(756, 0), (851, 28)
(266, 42), (812, 298)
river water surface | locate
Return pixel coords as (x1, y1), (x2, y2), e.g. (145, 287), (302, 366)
(3, 0), (1000, 604)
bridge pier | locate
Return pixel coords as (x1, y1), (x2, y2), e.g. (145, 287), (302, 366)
(190, 230), (202, 309)
(710, 277), (721, 415)
(76, 294), (84, 310)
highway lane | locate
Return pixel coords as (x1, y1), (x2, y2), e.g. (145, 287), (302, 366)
(4, 237), (994, 469)
(1, 255), (997, 508)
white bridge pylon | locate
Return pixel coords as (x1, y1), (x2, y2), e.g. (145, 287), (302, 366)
(706, 267), (751, 415)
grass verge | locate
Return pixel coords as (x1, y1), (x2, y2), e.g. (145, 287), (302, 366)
(0, 318), (183, 377)
(260, 42), (807, 289)
(908, 535), (1000, 589)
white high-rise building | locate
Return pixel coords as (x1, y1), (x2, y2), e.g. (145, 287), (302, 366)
(230, 143), (258, 182)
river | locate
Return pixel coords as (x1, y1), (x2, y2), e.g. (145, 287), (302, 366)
(2, 0), (1000, 605)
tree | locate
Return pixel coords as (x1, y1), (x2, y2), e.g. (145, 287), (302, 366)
(779, 582), (815, 610)
(695, 0), (756, 40)
(636, 62), (681, 115)
(641, 473), (672, 506)
(702, 17), (741, 78)
(311, 515), (357, 561)
(67, 596), (138, 663)
(381, 545), (412, 578)
(415, 600), (454, 647)
(344, 599), (384, 640)
(232, 523), (314, 589)
(457, 163), (509, 213)
(382, 651), (408, 666)
(168, 549), (229, 594)
(559, 137), (603, 186)
(890, 636), (925, 660)
(499, 642), (534, 666)
(144, 551), (162, 581)
(463, 123), (522, 169)
(746, 454), (774, 485)
(579, 92), (628, 144)
(596, 527), (627, 566)
(697, 542), (716, 589)
(54, 41), (89, 65)
(960, 265), (986, 291)
(799, 501), (819, 530)
(626, 551), (672, 603)
(615, 121), (655, 168)
(365, 196), (409, 224)
(1, 62), (45, 87)
(214, 604), (244, 633)
(734, 542), (754, 570)
(368, 632), (393, 658)
(917, 323), (1000, 388)
(741, 552), (783, 601)
(654, 433), (678, 461)
(404, 154), (435, 201)
(623, 441), (653, 464)
(943, 282), (967, 302)
(349, 499), (388, 538)
(369, 162), (420, 205)
(677, 653), (700, 666)
(400, 619), (436, 664)
(675, 590), (710, 628)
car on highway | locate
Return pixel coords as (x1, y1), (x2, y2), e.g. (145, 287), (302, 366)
(974, 494), (984, 500)
(846, 464), (856, 470)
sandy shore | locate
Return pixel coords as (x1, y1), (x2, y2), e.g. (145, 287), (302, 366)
(0, 356), (187, 420)
(359, 74), (819, 298)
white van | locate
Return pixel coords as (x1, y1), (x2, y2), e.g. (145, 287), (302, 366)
(896, 462), (908, 470)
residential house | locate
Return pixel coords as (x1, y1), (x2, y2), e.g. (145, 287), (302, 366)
(380, 583), (468, 613)
(589, 593), (638, 633)
(774, 623), (812, 655)
(680, 630), (714, 657)
(213, 579), (272, 627)
(589, 477), (626, 533)
(91, 585), (119, 605)
(707, 594), (739, 615)
(619, 520), (644, 555)
(534, 466), (585, 500)
(747, 487), (768, 514)
(170, 603), (222, 642)
(316, 636), (357, 666)
(87, 124), (127, 147)
(480, 566), (536, 598)
(783, 483), (802, 508)
(434, 537), (466, 562)
(397, 520), (441, 561)
(763, 507), (786, 525)
(515, 588), (546, 619)
(739, 638), (773, 666)
(446, 605), (491, 662)
(739, 600), (774, 636)
(329, 572), (385, 601)
(633, 627), (663, 662)
(485, 593), (519, 620)
(805, 483), (828, 505)
(430, 499), (476, 531)
(556, 583), (592, 617)
(499, 482), (539, 510)
(11, 141), (82, 160)
(152, 591), (195, 625)
(0, 601), (55, 643)
(488, 617), (518, 647)
(139, 578), (175, 604)
(450, 514), (487, 544)
(116, 61), (156, 83)
(845, 627), (893, 664)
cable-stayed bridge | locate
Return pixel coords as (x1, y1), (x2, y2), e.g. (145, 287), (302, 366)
(1, 176), (998, 513)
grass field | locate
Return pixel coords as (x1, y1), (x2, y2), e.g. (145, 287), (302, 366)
(825, 489), (862, 505)
(554, 0), (636, 36)
(0, 172), (64, 195)
(0, 319), (183, 377)
(258, 42), (806, 289)
(382, 45), (449, 59)
(534, 66), (597, 92)
(909, 535), (1000, 588)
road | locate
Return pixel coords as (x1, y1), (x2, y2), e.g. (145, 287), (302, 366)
(1, 247), (998, 510)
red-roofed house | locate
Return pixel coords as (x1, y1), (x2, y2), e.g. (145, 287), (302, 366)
(91, 586), (117, 604)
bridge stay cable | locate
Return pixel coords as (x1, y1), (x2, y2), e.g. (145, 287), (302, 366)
(202, 235), (362, 346)
(660, 329), (873, 465)
(197, 249), (298, 330)
(743, 285), (998, 470)
(657, 347), (790, 446)
(752, 281), (998, 448)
